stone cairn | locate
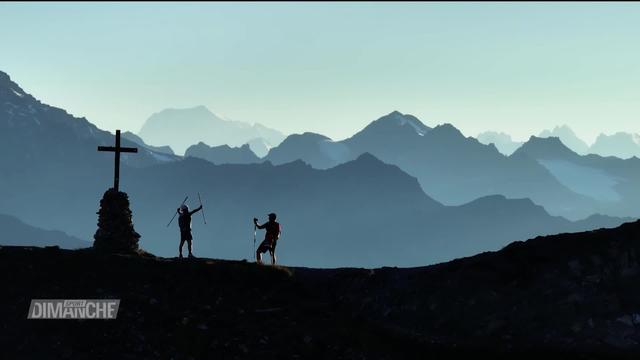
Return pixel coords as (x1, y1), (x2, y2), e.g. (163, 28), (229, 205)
(93, 188), (141, 253)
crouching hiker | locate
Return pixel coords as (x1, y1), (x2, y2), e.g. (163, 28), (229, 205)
(254, 213), (281, 265)
(178, 204), (202, 258)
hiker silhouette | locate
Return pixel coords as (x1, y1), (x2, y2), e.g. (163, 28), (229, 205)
(178, 204), (202, 258)
(254, 213), (281, 265)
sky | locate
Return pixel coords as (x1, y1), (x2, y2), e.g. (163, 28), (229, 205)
(1, 2), (639, 143)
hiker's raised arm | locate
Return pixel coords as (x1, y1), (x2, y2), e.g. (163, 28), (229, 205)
(189, 206), (202, 216)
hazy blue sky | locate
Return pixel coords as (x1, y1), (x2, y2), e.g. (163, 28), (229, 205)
(1, 2), (639, 142)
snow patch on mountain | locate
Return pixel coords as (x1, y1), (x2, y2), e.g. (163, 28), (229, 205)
(11, 88), (24, 98)
(402, 118), (427, 136)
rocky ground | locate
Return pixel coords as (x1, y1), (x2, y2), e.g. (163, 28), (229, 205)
(2, 221), (640, 359)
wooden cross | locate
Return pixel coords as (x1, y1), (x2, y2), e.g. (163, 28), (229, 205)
(98, 129), (138, 192)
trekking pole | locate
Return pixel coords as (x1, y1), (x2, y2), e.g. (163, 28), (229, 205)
(253, 224), (257, 261)
(198, 192), (207, 225)
(167, 196), (188, 227)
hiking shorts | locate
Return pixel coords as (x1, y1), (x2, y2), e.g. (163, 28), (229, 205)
(257, 239), (276, 254)
(180, 231), (193, 241)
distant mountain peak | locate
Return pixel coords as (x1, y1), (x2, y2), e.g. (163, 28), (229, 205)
(478, 130), (513, 139)
(540, 124), (577, 137)
(529, 136), (572, 149)
(138, 106), (286, 154)
(302, 132), (332, 139)
(268, 133), (332, 153)
(591, 132), (640, 159)
(539, 125), (589, 155)
(334, 152), (409, 177)
(476, 131), (524, 156)
(530, 135), (563, 145)
(553, 124), (574, 132)
(433, 123), (458, 131)
(355, 152), (383, 163)
(0, 71), (30, 100)
(184, 141), (259, 165)
(345, 111), (431, 149)
(595, 131), (640, 144)
(150, 105), (216, 120)
(429, 123), (464, 138)
(514, 136), (577, 159)
(371, 111), (431, 135)
(0, 71), (10, 83)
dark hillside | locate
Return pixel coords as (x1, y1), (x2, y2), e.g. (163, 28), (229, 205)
(3, 221), (640, 358)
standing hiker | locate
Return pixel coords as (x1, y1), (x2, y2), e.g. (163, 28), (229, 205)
(178, 204), (202, 258)
(254, 213), (281, 265)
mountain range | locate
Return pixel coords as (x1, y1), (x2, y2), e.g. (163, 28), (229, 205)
(514, 136), (640, 218)
(264, 111), (613, 220)
(0, 70), (629, 267)
(136, 112), (639, 221)
(126, 154), (629, 267)
(138, 106), (286, 155)
(590, 132), (640, 159)
(262, 112), (640, 220)
(479, 125), (640, 159)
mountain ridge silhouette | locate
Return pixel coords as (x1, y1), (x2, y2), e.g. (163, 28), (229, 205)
(4, 220), (640, 357)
